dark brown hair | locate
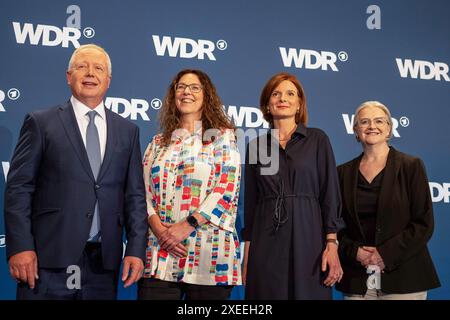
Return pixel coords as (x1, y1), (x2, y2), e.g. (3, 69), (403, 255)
(159, 69), (235, 145)
(259, 72), (308, 127)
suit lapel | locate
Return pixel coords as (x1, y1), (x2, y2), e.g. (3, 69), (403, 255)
(345, 153), (366, 239)
(58, 101), (95, 181)
(97, 108), (116, 182)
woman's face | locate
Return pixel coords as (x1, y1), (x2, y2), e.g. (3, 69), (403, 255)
(355, 106), (391, 146)
(175, 73), (204, 120)
(268, 80), (300, 123)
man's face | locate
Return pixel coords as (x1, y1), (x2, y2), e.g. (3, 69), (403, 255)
(66, 48), (111, 108)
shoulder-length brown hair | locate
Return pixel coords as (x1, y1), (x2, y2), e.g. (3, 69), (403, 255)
(259, 72), (308, 127)
(159, 69), (235, 146)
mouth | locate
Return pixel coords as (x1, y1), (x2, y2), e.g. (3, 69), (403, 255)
(180, 98), (195, 103)
(82, 81), (98, 87)
(365, 131), (380, 135)
(276, 105), (290, 109)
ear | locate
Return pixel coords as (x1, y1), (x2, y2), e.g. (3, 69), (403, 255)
(66, 71), (71, 85)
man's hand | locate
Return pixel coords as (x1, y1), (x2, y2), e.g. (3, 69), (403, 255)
(9, 250), (39, 289)
(122, 256), (144, 288)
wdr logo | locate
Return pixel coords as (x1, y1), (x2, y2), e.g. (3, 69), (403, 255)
(13, 22), (84, 48)
(342, 113), (409, 138)
(396, 58), (450, 82)
(2, 161), (10, 182)
(152, 35), (227, 61)
(0, 88), (21, 112)
(105, 97), (163, 121)
(279, 47), (348, 71)
(429, 183), (450, 203)
(225, 106), (269, 128)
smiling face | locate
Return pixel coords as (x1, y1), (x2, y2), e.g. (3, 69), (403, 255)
(66, 47), (111, 108)
(267, 80), (300, 121)
(175, 73), (204, 120)
(355, 105), (391, 146)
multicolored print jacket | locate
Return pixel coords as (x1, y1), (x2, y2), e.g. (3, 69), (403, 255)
(142, 128), (242, 285)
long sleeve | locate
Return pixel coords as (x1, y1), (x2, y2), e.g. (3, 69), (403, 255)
(4, 113), (42, 259)
(142, 136), (158, 218)
(336, 164), (363, 265)
(316, 132), (345, 234)
(123, 126), (148, 261)
(196, 129), (241, 233)
(378, 158), (435, 271)
(338, 231), (364, 266)
(241, 141), (259, 241)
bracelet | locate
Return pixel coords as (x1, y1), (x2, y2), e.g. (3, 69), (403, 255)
(326, 238), (339, 246)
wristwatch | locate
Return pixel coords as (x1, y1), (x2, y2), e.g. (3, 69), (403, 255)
(186, 215), (199, 229)
(326, 238), (339, 246)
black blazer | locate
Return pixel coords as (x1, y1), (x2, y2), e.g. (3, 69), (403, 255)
(4, 101), (148, 271)
(336, 147), (440, 294)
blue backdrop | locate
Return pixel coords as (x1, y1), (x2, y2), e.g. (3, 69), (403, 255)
(1, 0), (449, 300)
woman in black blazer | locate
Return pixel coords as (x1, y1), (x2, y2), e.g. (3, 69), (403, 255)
(336, 101), (440, 300)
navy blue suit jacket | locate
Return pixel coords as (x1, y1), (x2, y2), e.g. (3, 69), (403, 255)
(4, 101), (148, 271)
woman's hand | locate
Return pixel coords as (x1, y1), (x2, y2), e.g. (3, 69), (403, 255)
(158, 220), (194, 253)
(356, 246), (375, 266)
(322, 242), (343, 287)
(149, 216), (187, 258)
(357, 246), (385, 271)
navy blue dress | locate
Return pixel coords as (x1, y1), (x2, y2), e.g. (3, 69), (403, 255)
(242, 124), (344, 299)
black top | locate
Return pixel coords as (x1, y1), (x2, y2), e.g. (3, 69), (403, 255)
(336, 147), (440, 295)
(243, 123), (344, 299)
(356, 169), (385, 246)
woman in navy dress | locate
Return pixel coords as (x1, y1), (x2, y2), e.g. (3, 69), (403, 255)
(242, 72), (345, 299)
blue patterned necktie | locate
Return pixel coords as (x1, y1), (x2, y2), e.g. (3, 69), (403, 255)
(86, 111), (101, 242)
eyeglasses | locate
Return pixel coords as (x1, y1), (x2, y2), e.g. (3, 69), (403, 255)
(175, 83), (203, 93)
(357, 117), (390, 128)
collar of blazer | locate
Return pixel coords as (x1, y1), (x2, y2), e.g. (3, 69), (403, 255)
(58, 101), (116, 183)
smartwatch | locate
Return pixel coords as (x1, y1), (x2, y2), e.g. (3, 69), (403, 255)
(186, 215), (199, 229)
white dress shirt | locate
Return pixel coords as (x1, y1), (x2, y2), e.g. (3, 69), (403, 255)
(70, 96), (107, 162)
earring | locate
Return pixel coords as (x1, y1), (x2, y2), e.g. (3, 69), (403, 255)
(296, 108), (300, 113)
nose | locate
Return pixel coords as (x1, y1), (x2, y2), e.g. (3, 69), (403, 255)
(85, 65), (95, 76)
(182, 86), (192, 94)
(368, 120), (377, 129)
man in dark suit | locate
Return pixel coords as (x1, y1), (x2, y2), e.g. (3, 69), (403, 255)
(4, 44), (148, 299)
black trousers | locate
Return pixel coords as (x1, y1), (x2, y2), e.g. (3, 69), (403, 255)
(17, 242), (118, 300)
(138, 277), (233, 300)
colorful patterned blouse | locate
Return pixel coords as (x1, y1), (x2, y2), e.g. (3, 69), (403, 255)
(142, 128), (242, 286)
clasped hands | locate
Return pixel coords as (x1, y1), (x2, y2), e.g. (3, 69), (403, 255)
(153, 220), (193, 258)
(356, 246), (385, 271)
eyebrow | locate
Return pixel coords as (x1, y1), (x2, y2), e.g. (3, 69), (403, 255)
(272, 90), (297, 94)
(360, 117), (386, 120)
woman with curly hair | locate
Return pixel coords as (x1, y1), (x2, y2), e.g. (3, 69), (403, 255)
(138, 69), (242, 300)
